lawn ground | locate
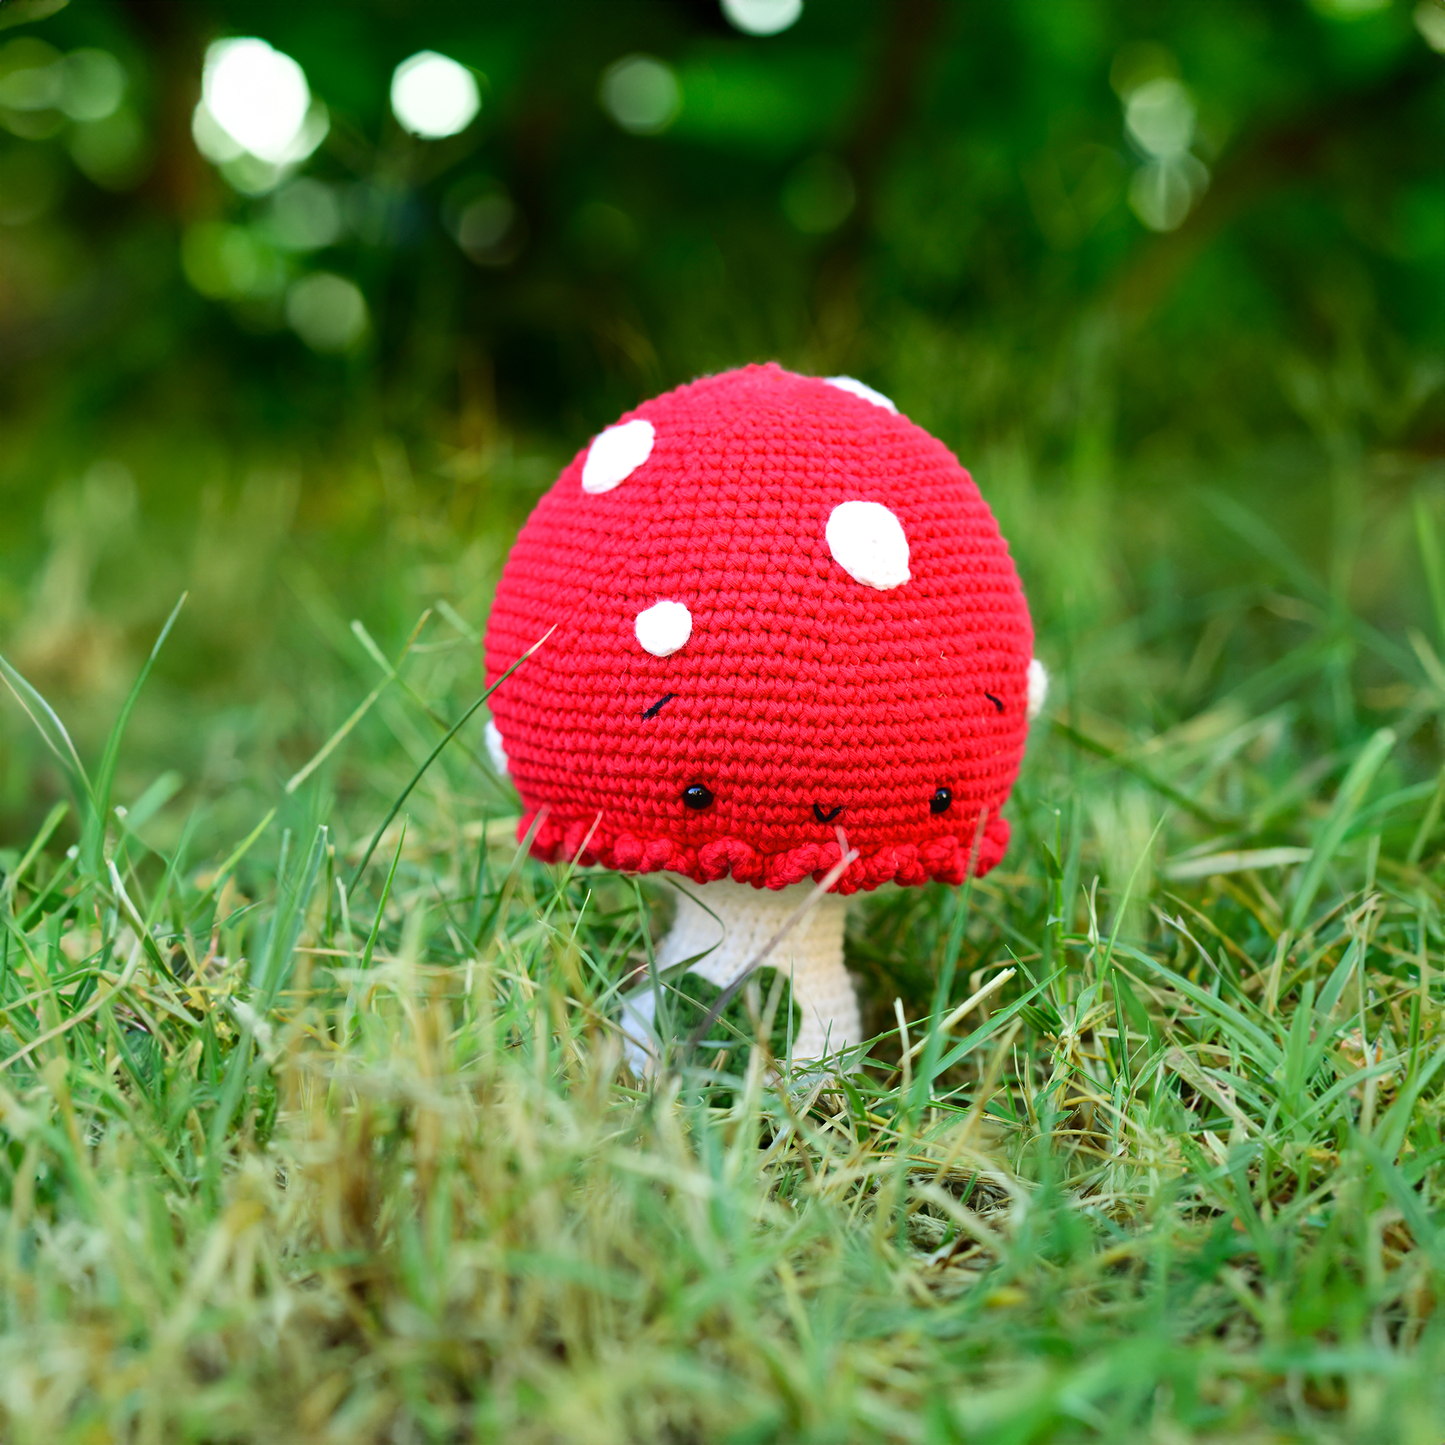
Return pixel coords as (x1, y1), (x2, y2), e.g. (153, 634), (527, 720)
(0, 412), (1442, 1444)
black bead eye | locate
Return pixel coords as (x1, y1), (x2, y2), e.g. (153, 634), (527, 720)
(930, 787), (952, 815)
(682, 784), (714, 811)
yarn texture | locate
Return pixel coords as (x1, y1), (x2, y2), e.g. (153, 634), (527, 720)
(483, 362), (1035, 894)
(618, 877), (856, 1071)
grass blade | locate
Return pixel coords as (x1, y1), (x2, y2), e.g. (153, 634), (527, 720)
(931, 972), (1059, 1077)
(1052, 720), (1229, 828)
(193, 807), (277, 910)
(361, 822), (406, 971)
(916, 812), (991, 1087)
(1288, 727), (1395, 931)
(0, 801), (69, 904)
(349, 626), (552, 889)
(83, 593), (187, 873)
(1124, 946), (1284, 1071)
(0, 651), (91, 804)
(285, 677), (391, 794)
(256, 824), (328, 1009)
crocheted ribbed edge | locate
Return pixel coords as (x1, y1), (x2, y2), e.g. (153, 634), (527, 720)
(520, 809), (1010, 894)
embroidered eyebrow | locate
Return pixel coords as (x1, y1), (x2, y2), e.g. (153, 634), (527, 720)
(984, 692), (1004, 714)
(642, 693), (677, 720)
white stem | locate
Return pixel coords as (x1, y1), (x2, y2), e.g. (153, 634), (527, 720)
(626, 877), (859, 1066)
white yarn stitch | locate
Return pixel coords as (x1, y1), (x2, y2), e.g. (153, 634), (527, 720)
(484, 719), (509, 776)
(619, 877), (859, 1074)
(1027, 658), (1049, 721)
(634, 599), (693, 657)
(823, 375), (898, 413)
(582, 418), (655, 493)
(825, 500), (911, 590)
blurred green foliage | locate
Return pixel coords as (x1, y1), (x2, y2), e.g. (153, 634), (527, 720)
(0, 0), (1441, 855)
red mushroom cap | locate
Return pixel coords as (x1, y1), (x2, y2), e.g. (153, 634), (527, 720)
(483, 363), (1034, 894)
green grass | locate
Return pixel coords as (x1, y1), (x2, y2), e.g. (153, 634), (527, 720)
(0, 430), (1443, 1443)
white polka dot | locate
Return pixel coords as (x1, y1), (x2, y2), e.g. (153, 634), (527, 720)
(1027, 658), (1049, 721)
(582, 418), (654, 493)
(823, 375), (898, 413)
(825, 501), (910, 590)
(484, 719), (510, 776)
(635, 599), (692, 657)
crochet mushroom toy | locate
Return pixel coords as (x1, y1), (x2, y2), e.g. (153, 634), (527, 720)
(482, 363), (1045, 1064)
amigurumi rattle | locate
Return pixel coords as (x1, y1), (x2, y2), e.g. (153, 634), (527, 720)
(482, 363), (1045, 1065)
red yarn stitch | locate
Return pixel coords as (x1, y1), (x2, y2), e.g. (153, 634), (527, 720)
(483, 363), (1034, 894)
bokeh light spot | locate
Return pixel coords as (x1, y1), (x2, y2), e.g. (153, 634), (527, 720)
(599, 55), (680, 135)
(1124, 77), (1196, 158)
(286, 272), (368, 352)
(70, 108), (148, 190)
(444, 177), (525, 265)
(191, 96), (243, 163)
(1113, 55), (1207, 233)
(720, 0), (803, 36)
(1415, 1), (1445, 51)
(457, 195), (521, 264)
(263, 179), (344, 251)
(181, 222), (269, 298)
(458, 196), (512, 251)
(1128, 154), (1208, 232)
(390, 51), (480, 139)
(60, 49), (126, 121)
(202, 38), (312, 165)
(221, 153), (289, 197)
(0, 37), (62, 110)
